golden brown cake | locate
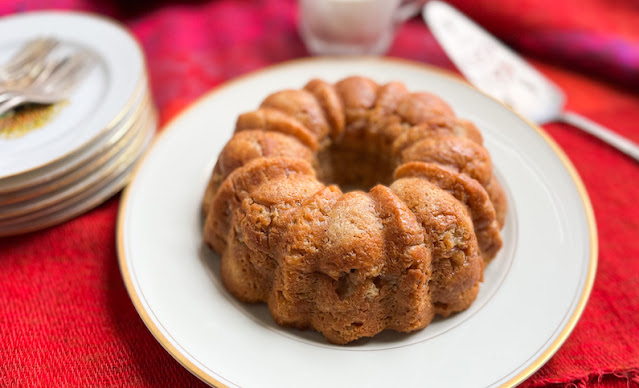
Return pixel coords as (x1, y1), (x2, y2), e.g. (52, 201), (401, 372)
(202, 76), (507, 344)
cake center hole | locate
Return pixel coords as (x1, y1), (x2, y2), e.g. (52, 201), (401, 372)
(316, 142), (395, 192)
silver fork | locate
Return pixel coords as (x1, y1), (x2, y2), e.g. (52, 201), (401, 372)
(0, 38), (59, 84)
(0, 52), (94, 116)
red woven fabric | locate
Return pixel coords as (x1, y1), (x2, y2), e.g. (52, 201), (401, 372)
(1, 0), (638, 386)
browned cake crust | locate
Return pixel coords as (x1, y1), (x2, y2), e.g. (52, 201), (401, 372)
(202, 76), (507, 344)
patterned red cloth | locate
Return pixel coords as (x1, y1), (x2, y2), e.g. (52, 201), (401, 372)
(1, 0), (638, 386)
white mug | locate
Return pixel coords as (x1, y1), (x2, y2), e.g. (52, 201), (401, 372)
(298, 0), (425, 56)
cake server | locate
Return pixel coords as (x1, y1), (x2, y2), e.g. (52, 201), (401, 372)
(423, 1), (639, 163)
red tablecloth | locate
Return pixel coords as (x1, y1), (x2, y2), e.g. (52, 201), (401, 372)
(1, 0), (638, 386)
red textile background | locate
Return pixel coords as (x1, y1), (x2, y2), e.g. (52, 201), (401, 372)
(1, 0), (638, 386)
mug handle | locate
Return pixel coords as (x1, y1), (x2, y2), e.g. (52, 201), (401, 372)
(395, 0), (427, 23)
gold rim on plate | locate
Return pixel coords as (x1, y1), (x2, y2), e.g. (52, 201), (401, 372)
(0, 103), (156, 226)
(0, 93), (152, 208)
(116, 57), (598, 388)
(0, 106), (157, 237)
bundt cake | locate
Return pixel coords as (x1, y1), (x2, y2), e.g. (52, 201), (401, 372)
(202, 76), (507, 344)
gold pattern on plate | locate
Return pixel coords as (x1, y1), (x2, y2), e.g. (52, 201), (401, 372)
(0, 101), (68, 139)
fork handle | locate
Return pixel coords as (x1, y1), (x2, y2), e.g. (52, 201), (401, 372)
(0, 96), (25, 117)
(559, 110), (639, 163)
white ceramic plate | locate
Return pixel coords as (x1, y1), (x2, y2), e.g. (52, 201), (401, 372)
(0, 11), (144, 180)
(118, 58), (597, 388)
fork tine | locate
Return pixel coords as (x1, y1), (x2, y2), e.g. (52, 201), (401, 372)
(33, 56), (74, 86)
(56, 55), (94, 96)
(42, 52), (93, 93)
(4, 38), (57, 69)
(0, 38), (59, 81)
(0, 50), (95, 112)
(40, 52), (94, 93)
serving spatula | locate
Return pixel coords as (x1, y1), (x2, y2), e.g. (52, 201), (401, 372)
(424, 1), (639, 162)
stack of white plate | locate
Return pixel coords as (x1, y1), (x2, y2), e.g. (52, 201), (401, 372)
(0, 12), (156, 236)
